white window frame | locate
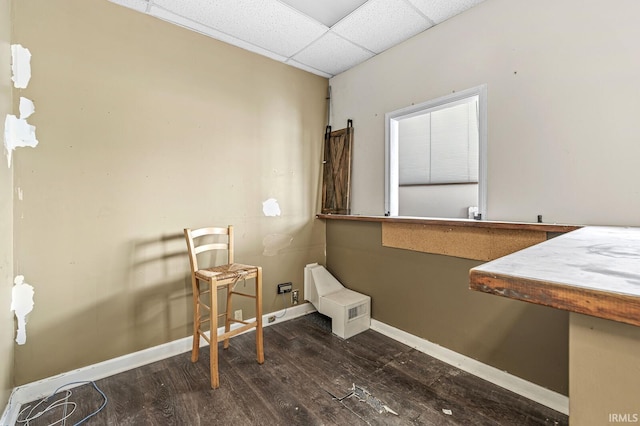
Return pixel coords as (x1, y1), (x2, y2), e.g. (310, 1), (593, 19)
(384, 84), (488, 218)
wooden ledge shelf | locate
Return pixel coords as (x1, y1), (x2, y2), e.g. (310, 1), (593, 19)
(470, 226), (640, 327)
(316, 213), (579, 233)
(318, 214), (580, 261)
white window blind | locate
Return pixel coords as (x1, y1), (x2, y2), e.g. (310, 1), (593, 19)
(398, 96), (479, 185)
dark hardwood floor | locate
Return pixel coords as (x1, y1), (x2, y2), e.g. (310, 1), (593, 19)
(18, 313), (567, 425)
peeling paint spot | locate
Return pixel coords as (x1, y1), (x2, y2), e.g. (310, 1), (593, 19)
(11, 275), (35, 345)
(262, 233), (293, 256)
(16, 187), (23, 200)
(4, 114), (38, 167)
(11, 44), (32, 89)
(19, 97), (35, 119)
(262, 198), (281, 217)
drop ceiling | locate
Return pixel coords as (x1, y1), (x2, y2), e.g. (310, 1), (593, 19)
(109, 0), (485, 78)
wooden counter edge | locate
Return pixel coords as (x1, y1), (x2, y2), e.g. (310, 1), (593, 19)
(469, 269), (640, 327)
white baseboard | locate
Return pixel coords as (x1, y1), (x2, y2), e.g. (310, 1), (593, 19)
(0, 303), (315, 426)
(2, 307), (567, 425)
(370, 319), (569, 415)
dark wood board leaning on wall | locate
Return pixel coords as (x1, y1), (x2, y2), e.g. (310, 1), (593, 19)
(322, 120), (353, 214)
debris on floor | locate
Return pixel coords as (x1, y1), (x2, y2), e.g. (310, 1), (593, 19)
(329, 384), (398, 416)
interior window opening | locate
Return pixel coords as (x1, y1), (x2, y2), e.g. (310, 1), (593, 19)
(385, 85), (487, 219)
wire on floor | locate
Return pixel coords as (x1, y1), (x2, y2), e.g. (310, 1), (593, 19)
(273, 291), (289, 319)
(16, 380), (107, 426)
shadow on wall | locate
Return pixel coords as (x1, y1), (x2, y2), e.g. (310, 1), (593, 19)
(14, 232), (239, 384)
(13, 249), (194, 386)
(129, 232), (194, 351)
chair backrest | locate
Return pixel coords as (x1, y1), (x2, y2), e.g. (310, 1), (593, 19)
(184, 225), (234, 272)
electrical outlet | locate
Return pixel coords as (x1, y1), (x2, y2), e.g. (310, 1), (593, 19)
(234, 309), (242, 321)
(277, 282), (293, 294)
(292, 290), (299, 305)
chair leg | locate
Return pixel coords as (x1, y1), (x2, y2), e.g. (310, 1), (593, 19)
(191, 278), (200, 363)
(210, 278), (220, 389)
(256, 267), (264, 364)
(224, 283), (233, 350)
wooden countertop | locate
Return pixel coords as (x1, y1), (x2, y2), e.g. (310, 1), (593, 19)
(469, 226), (640, 326)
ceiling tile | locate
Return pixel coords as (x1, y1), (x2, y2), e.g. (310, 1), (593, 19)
(151, 0), (328, 58)
(110, 0), (486, 78)
(108, 0), (148, 13)
(149, 5), (287, 62)
(408, 0), (485, 24)
(291, 31), (374, 77)
(332, 0), (432, 54)
(278, 0), (368, 27)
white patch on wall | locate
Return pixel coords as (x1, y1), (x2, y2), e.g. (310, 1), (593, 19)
(11, 44), (32, 89)
(11, 275), (35, 345)
(262, 233), (293, 256)
(19, 97), (35, 119)
(17, 187), (23, 200)
(5, 45), (38, 167)
(262, 198), (281, 217)
(4, 114), (38, 167)
(4, 96), (38, 169)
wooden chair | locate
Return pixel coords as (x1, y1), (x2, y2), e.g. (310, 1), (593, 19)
(184, 225), (264, 388)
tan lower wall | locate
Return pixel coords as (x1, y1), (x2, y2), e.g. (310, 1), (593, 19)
(0, 0), (15, 408)
(569, 313), (640, 425)
(11, 0), (327, 385)
(326, 220), (568, 395)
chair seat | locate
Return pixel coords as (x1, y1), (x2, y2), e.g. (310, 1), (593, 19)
(195, 263), (258, 282)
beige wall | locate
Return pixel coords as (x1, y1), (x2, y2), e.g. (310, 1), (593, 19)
(0, 0), (14, 410)
(326, 220), (568, 394)
(330, 0), (640, 226)
(11, 0), (327, 385)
